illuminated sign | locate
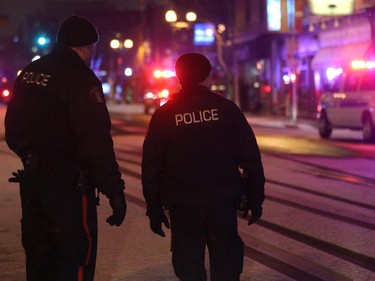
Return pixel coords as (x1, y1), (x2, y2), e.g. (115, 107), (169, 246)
(194, 23), (215, 46)
(267, 0), (281, 31)
(308, 0), (354, 16)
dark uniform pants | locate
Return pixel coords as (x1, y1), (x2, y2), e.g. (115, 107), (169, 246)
(170, 198), (244, 281)
(19, 171), (98, 281)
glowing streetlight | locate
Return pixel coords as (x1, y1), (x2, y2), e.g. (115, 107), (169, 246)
(217, 24), (226, 34)
(165, 10), (177, 23)
(123, 39), (133, 49)
(186, 12), (197, 22)
(110, 39), (120, 49)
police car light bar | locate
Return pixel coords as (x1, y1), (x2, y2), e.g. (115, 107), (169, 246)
(351, 60), (375, 70)
(153, 69), (176, 78)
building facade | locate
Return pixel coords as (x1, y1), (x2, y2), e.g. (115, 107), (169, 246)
(231, 0), (375, 119)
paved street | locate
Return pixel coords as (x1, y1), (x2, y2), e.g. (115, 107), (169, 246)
(0, 104), (297, 281)
(0, 135), (296, 281)
(1, 104), (374, 281)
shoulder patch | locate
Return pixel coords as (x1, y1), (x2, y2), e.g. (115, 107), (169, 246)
(89, 86), (105, 103)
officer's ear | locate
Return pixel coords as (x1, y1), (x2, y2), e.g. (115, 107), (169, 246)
(71, 46), (85, 59)
(198, 74), (212, 88)
(71, 45), (94, 66)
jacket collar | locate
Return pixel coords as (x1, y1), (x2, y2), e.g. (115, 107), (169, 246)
(52, 43), (87, 67)
(179, 85), (211, 95)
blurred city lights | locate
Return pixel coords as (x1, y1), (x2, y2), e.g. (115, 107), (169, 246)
(308, 0), (355, 16)
(124, 67), (133, 76)
(162, 70), (175, 78)
(32, 55), (41, 61)
(2, 89), (10, 97)
(165, 10), (177, 22)
(153, 69), (175, 78)
(186, 12), (197, 22)
(283, 73), (297, 84)
(194, 23), (215, 45)
(283, 74), (290, 84)
(217, 24), (226, 34)
(326, 67), (343, 80)
(123, 39), (133, 49)
(290, 73), (296, 83)
(102, 82), (110, 94)
(110, 39), (121, 49)
(37, 36), (50, 46)
(351, 60), (375, 70)
(144, 92), (154, 99)
(159, 89), (169, 98)
(154, 69), (162, 78)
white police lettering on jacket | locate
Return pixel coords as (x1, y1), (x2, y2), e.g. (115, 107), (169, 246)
(175, 108), (219, 126)
(21, 72), (51, 87)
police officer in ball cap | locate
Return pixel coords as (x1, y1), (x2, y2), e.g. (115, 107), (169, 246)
(5, 14), (127, 281)
(142, 52), (265, 281)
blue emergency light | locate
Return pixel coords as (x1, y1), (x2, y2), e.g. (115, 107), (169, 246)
(194, 23), (215, 46)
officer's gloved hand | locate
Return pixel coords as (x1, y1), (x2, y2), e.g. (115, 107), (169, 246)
(8, 169), (25, 183)
(106, 192), (127, 226)
(147, 208), (170, 237)
(243, 204), (262, 225)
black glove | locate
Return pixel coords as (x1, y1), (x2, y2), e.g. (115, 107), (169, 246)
(8, 169), (25, 183)
(106, 192), (127, 226)
(243, 204), (262, 225)
(147, 208), (170, 237)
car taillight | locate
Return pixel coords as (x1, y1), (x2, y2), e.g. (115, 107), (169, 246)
(1, 89), (10, 98)
(144, 92), (155, 99)
(158, 89), (169, 98)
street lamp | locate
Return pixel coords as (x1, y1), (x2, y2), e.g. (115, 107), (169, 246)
(109, 37), (134, 102)
(165, 9), (197, 29)
(185, 12), (197, 22)
(165, 10), (177, 23)
(164, 9), (198, 52)
(124, 39), (133, 49)
(110, 39), (121, 49)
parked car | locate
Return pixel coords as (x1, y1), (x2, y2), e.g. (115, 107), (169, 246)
(317, 61), (375, 143)
(143, 69), (179, 114)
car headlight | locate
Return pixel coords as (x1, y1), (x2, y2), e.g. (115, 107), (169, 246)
(144, 92), (154, 99)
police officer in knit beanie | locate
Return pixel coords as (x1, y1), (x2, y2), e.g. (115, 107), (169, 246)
(143, 52), (265, 280)
(57, 14), (99, 47)
(5, 13), (127, 281)
(175, 52), (212, 87)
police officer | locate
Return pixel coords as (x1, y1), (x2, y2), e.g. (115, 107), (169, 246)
(142, 53), (265, 281)
(5, 15), (126, 281)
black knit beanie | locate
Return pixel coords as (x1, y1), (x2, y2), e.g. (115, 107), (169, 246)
(57, 15), (99, 47)
(175, 53), (212, 86)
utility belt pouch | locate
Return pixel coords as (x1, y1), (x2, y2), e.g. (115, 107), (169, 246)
(76, 170), (90, 193)
(23, 152), (40, 172)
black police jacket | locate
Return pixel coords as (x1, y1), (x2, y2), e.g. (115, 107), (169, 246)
(142, 85), (265, 209)
(5, 43), (124, 197)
